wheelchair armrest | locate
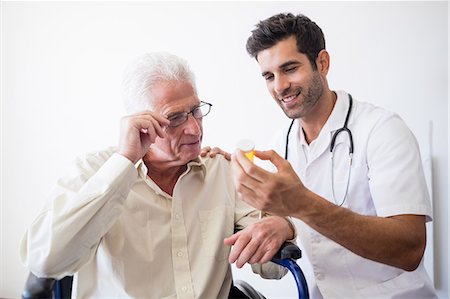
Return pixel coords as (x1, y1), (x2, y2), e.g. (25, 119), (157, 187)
(272, 242), (302, 261)
(22, 272), (55, 299)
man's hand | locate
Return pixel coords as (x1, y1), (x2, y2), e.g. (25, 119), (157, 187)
(118, 111), (170, 164)
(200, 146), (231, 160)
(224, 216), (294, 268)
(231, 149), (308, 217)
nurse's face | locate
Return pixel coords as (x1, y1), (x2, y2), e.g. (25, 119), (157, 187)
(257, 36), (325, 119)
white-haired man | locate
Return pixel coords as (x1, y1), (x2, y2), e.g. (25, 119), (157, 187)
(20, 52), (294, 298)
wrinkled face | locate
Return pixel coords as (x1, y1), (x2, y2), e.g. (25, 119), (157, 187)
(150, 81), (203, 164)
(257, 36), (324, 119)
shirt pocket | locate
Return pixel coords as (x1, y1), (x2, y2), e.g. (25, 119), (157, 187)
(198, 205), (234, 261)
(344, 250), (402, 291)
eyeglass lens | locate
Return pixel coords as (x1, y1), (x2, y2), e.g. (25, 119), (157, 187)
(168, 102), (211, 127)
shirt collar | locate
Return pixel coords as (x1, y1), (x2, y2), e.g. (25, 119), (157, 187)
(296, 91), (351, 146)
(186, 157), (207, 179)
(136, 156), (207, 180)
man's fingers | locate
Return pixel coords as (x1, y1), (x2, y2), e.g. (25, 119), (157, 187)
(235, 242), (259, 268)
(135, 110), (170, 126)
(259, 249), (278, 264)
(199, 146), (231, 160)
(234, 150), (274, 183)
(151, 118), (167, 139)
(200, 146), (211, 157)
(151, 112), (170, 127)
(254, 150), (286, 170)
(228, 233), (251, 265)
(132, 116), (167, 141)
(211, 147), (231, 160)
(230, 157), (262, 207)
(248, 248), (265, 264)
(224, 232), (240, 246)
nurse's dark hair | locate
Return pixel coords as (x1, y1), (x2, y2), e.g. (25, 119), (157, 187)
(246, 13), (326, 70)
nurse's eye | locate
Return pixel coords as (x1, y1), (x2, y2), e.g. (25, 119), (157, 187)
(264, 74), (274, 81)
(285, 66), (298, 73)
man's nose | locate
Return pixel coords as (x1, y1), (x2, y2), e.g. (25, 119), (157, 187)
(274, 75), (290, 95)
(183, 114), (202, 135)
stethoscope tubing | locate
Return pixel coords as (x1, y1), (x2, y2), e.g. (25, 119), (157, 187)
(284, 94), (354, 206)
(284, 94), (354, 160)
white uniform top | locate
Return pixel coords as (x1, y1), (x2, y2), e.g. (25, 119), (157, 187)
(270, 91), (436, 298)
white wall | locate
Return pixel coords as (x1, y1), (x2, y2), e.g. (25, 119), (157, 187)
(1, 1), (448, 298)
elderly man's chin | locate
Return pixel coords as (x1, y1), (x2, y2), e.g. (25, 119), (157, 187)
(180, 141), (202, 161)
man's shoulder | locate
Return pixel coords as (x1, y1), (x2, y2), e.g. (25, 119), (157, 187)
(351, 99), (403, 134)
(199, 154), (233, 178)
(200, 154), (230, 168)
(72, 146), (118, 172)
(354, 100), (394, 118)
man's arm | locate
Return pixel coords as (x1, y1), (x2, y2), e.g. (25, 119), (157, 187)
(231, 149), (426, 271)
(20, 111), (170, 278)
(20, 152), (138, 278)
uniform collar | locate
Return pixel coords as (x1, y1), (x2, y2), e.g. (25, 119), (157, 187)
(293, 91), (353, 165)
(297, 91), (351, 145)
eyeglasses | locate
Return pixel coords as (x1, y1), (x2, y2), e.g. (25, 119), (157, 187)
(167, 101), (212, 127)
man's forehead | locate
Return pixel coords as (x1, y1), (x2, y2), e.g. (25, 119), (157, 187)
(154, 95), (200, 115)
(150, 80), (194, 99)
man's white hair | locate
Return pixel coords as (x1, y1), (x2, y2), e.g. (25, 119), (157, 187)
(122, 52), (197, 113)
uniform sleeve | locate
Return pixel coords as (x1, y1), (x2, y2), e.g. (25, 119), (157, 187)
(19, 152), (138, 279)
(366, 114), (432, 220)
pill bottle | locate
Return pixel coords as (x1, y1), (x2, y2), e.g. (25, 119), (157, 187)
(236, 139), (255, 162)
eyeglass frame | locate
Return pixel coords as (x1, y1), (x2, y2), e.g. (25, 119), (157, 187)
(167, 101), (212, 127)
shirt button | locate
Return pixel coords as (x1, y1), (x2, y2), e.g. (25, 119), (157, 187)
(182, 286), (188, 292)
(316, 273), (324, 280)
(177, 251), (183, 257)
(175, 213), (180, 219)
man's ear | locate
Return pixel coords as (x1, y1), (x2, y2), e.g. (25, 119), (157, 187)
(316, 49), (330, 75)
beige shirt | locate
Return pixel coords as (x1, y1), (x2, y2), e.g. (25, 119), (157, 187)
(20, 148), (285, 298)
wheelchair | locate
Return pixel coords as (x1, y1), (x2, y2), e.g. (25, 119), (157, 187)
(22, 242), (309, 299)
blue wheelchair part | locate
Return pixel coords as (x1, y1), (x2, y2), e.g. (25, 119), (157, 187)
(271, 242), (309, 299)
(272, 257), (309, 299)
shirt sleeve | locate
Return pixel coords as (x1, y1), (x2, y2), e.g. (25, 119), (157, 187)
(366, 114), (432, 220)
(19, 152), (138, 279)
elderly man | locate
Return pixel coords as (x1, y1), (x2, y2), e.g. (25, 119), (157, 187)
(20, 52), (294, 298)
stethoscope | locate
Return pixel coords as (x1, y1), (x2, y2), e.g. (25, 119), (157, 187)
(284, 94), (354, 206)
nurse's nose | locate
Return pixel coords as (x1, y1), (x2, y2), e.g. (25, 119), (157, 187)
(273, 74), (291, 95)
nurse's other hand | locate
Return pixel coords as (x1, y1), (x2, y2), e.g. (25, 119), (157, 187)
(200, 146), (231, 161)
